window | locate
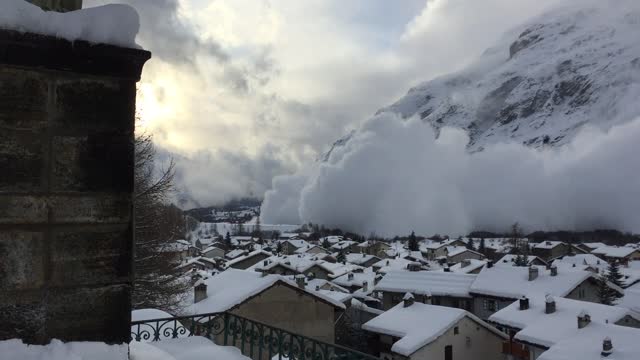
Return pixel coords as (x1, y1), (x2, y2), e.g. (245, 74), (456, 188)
(483, 299), (496, 311)
(454, 326), (459, 335)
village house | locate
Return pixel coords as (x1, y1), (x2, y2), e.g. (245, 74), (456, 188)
(531, 241), (586, 261)
(574, 242), (608, 253)
(362, 294), (507, 360)
(372, 258), (419, 274)
(445, 247), (485, 264)
(345, 253), (381, 268)
(225, 249), (248, 260)
(469, 264), (620, 320)
(375, 271), (476, 311)
(592, 246), (640, 265)
(186, 269), (345, 346)
(356, 240), (392, 257)
(496, 254), (548, 267)
(201, 245), (225, 259)
(447, 259), (487, 274)
(420, 238), (467, 260)
(294, 244), (330, 255)
(489, 294), (640, 360)
(225, 250), (272, 270)
(280, 239), (312, 255)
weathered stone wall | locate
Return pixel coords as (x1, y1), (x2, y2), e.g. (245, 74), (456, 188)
(0, 30), (149, 345)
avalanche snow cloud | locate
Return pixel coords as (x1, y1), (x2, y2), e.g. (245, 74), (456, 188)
(261, 0), (640, 236)
(262, 114), (640, 236)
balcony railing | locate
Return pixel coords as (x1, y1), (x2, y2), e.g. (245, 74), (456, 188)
(131, 311), (379, 360)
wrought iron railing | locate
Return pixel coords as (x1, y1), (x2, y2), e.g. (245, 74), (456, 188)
(131, 311), (379, 360)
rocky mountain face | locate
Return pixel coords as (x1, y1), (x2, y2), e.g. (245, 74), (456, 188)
(372, 1), (640, 151)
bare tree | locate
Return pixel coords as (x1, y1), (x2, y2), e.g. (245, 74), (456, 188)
(133, 134), (190, 312)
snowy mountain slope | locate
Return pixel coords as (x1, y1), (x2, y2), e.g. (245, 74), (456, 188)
(371, 1), (640, 151)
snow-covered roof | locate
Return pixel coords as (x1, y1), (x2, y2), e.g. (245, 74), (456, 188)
(330, 240), (356, 250)
(306, 279), (350, 293)
(375, 271), (476, 298)
(202, 246), (224, 254)
(592, 246), (639, 258)
(618, 288), (640, 314)
(553, 254), (608, 272)
(363, 302), (505, 356)
(225, 249), (247, 260)
(333, 269), (376, 289)
(372, 258), (415, 273)
(185, 269), (345, 315)
(447, 259), (487, 274)
(538, 323), (640, 360)
(533, 241), (565, 249)
(496, 254), (547, 267)
(224, 250), (271, 268)
(345, 253), (379, 266)
(445, 246), (483, 258)
(470, 265), (593, 299)
(320, 235), (344, 244)
(284, 239), (310, 248)
(580, 242), (607, 250)
(490, 295), (632, 348)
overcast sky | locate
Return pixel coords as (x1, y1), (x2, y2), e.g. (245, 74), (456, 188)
(87, 0), (569, 208)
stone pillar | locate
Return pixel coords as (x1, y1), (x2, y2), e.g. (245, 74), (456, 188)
(0, 30), (150, 345)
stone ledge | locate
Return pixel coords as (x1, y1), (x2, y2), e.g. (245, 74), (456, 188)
(0, 29), (150, 81)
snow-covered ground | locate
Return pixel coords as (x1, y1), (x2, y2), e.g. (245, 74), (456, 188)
(131, 337), (249, 360)
(0, 339), (128, 360)
(0, 337), (250, 360)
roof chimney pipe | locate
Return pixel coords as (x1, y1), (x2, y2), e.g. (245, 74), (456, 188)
(403, 293), (415, 308)
(550, 265), (558, 277)
(519, 296), (530, 310)
(194, 282), (208, 304)
(295, 274), (306, 288)
(528, 266), (539, 281)
(545, 295), (556, 314)
(578, 310), (591, 329)
(601, 337), (613, 357)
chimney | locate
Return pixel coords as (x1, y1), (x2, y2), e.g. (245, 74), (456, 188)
(374, 274), (383, 285)
(194, 283), (208, 304)
(528, 266), (539, 281)
(362, 281), (368, 292)
(601, 337), (613, 357)
(315, 285), (320, 291)
(295, 275), (306, 288)
(519, 296), (530, 310)
(578, 310), (591, 329)
(461, 259), (471, 268)
(545, 295), (556, 314)
(263, 260), (269, 267)
(550, 264), (558, 276)
(363, 253), (366, 258)
(348, 273), (354, 281)
(487, 260), (493, 268)
(425, 292), (432, 304)
(444, 266), (451, 272)
(403, 293), (415, 308)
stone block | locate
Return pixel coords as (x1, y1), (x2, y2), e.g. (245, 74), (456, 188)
(0, 68), (48, 130)
(51, 134), (134, 192)
(53, 79), (135, 134)
(0, 130), (46, 192)
(0, 290), (46, 343)
(50, 225), (132, 286)
(46, 285), (131, 343)
(0, 196), (48, 224)
(49, 195), (131, 224)
(0, 231), (45, 291)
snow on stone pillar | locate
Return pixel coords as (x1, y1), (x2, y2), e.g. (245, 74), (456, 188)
(0, 4), (149, 346)
(25, 0), (83, 12)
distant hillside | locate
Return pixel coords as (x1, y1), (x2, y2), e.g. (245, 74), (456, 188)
(184, 198), (261, 223)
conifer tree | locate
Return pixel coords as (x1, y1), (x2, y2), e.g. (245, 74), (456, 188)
(408, 231), (419, 251)
(466, 238), (476, 251)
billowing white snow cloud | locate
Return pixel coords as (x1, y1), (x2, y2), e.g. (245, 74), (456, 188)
(262, 113), (640, 236)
